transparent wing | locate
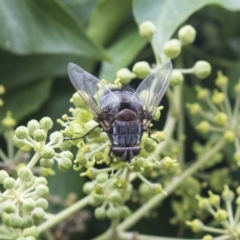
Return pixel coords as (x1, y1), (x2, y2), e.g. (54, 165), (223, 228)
(68, 63), (119, 130)
(133, 60), (173, 129)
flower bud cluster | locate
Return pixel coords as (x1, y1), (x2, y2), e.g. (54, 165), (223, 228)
(0, 168), (48, 230)
(13, 117), (72, 172)
(187, 72), (240, 163)
(187, 185), (240, 239)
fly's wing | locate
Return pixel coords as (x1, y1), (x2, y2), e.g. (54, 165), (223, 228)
(132, 60), (173, 130)
(68, 63), (119, 131)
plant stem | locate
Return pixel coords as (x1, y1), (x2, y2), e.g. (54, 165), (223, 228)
(37, 195), (91, 233)
(26, 152), (41, 169)
(94, 139), (225, 240)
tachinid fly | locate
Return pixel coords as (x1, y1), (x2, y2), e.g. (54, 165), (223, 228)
(67, 61), (173, 161)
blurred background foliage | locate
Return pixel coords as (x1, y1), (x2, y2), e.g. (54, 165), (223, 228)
(1, 0), (240, 239)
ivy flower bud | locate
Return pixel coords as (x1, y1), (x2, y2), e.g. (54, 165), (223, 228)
(59, 140), (72, 151)
(186, 103), (201, 115)
(106, 206), (120, 220)
(119, 206), (131, 218)
(72, 92), (86, 108)
(196, 196), (210, 210)
(114, 178), (127, 189)
(193, 61), (211, 79)
(18, 167), (33, 182)
(234, 153), (240, 166)
(34, 177), (48, 186)
(109, 190), (122, 204)
(96, 172), (109, 183)
(40, 158), (54, 168)
(163, 39), (181, 59)
(171, 70), (183, 86)
(0, 170), (9, 184)
(196, 87), (209, 99)
(139, 21), (156, 40)
(0, 85), (5, 94)
(49, 131), (63, 144)
(33, 129), (46, 142)
(23, 226), (38, 238)
(3, 202), (16, 214)
(3, 177), (16, 189)
(31, 207), (45, 221)
(27, 120), (40, 136)
(9, 215), (23, 228)
(39, 117), (53, 131)
(58, 158), (72, 172)
(83, 181), (95, 194)
(12, 135), (25, 148)
(41, 146), (55, 159)
(15, 126), (29, 139)
(214, 209), (227, 222)
(36, 184), (49, 197)
(222, 185), (234, 202)
(162, 157), (178, 170)
(61, 151), (73, 160)
(214, 112), (228, 125)
(151, 131), (166, 142)
(202, 235), (213, 240)
(132, 61), (151, 79)
(153, 183), (166, 195)
(212, 90), (225, 104)
(84, 120), (101, 138)
(196, 121), (210, 134)
(116, 68), (135, 84)
(92, 193), (104, 205)
(139, 182), (152, 199)
(93, 184), (104, 195)
(186, 219), (203, 232)
(94, 207), (106, 219)
(23, 198), (36, 212)
(22, 215), (34, 229)
(215, 71), (228, 87)
(223, 130), (235, 143)
(208, 191), (220, 207)
(35, 198), (48, 210)
(234, 81), (240, 93)
(2, 111), (16, 128)
(144, 138), (157, 153)
(178, 25), (196, 45)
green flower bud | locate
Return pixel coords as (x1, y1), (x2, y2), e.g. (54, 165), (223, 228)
(93, 184), (104, 195)
(49, 131), (63, 144)
(33, 129), (46, 142)
(214, 209), (227, 222)
(58, 158), (72, 172)
(31, 207), (45, 221)
(153, 183), (166, 195)
(109, 190), (122, 204)
(215, 71), (228, 87)
(153, 106), (163, 121)
(83, 181), (95, 194)
(59, 140), (72, 151)
(40, 158), (54, 168)
(18, 167), (33, 182)
(124, 183), (133, 201)
(22, 215), (34, 228)
(196, 121), (210, 134)
(132, 61), (151, 79)
(84, 120), (101, 139)
(193, 61), (211, 79)
(139, 182), (152, 198)
(2, 212), (13, 226)
(27, 120), (40, 136)
(39, 117), (53, 131)
(40, 146), (55, 159)
(222, 185), (234, 202)
(3, 202), (16, 214)
(119, 206), (131, 218)
(214, 112), (228, 125)
(196, 86), (209, 99)
(162, 157), (178, 170)
(236, 196), (240, 205)
(234, 81), (240, 93)
(106, 206), (120, 220)
(186, 103), (201, 115)
(178, 25), (196, 45)
(23, 198), (36, 212)
(171, 70), (183, 86)
(186, 219), (203, 232)
(35, 184), (49, 197)
(2, 111), (16, 128)
(144, 138), (157, 153)
(234, 153), (240, 166)
(75, 151), (87, 166)
(151, 131), (166, 142)
(163, 39), (181, 59)
(94, 207), (106, 219)
(139, 21), (156, 40)
(208, 191), (220, 207)
(61, 151), (73, 160)
(212, 90), (225, 104)
(0, 85), (5, 94)
(34, 177), (48, 186)
(96, 172), (109, 183)
(76, 108), (94, 124)
(0, 170), (9, 184)
(202, 235), (213, 240)
(15, 126), (29, 139)
(197, 197), (210, 210)
(223, 130), (235, 143)
(9, 215), (23, 228)
(72, 92), (86, 108)
(114, 178), (127, 189)
(92, 193), (104, 205)
(12, 135), (25, 148)
(23, 226), (39, 238)
(116, 68), (135, 84)
(3, 177), (16, 189)
(35, 198), (48, 210)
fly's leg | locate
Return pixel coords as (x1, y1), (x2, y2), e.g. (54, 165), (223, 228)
(107, 146), (113, 165)
(148, 128), (158, 144)
(64, 125), (101, 141)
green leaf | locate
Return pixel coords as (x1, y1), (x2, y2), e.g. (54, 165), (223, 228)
(0, 78), (53, 131)
(133, 0), (240, 55)
(87, 0), (132, 46)
(0, 0), (109, 60)
(100, 25), (147, 82)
